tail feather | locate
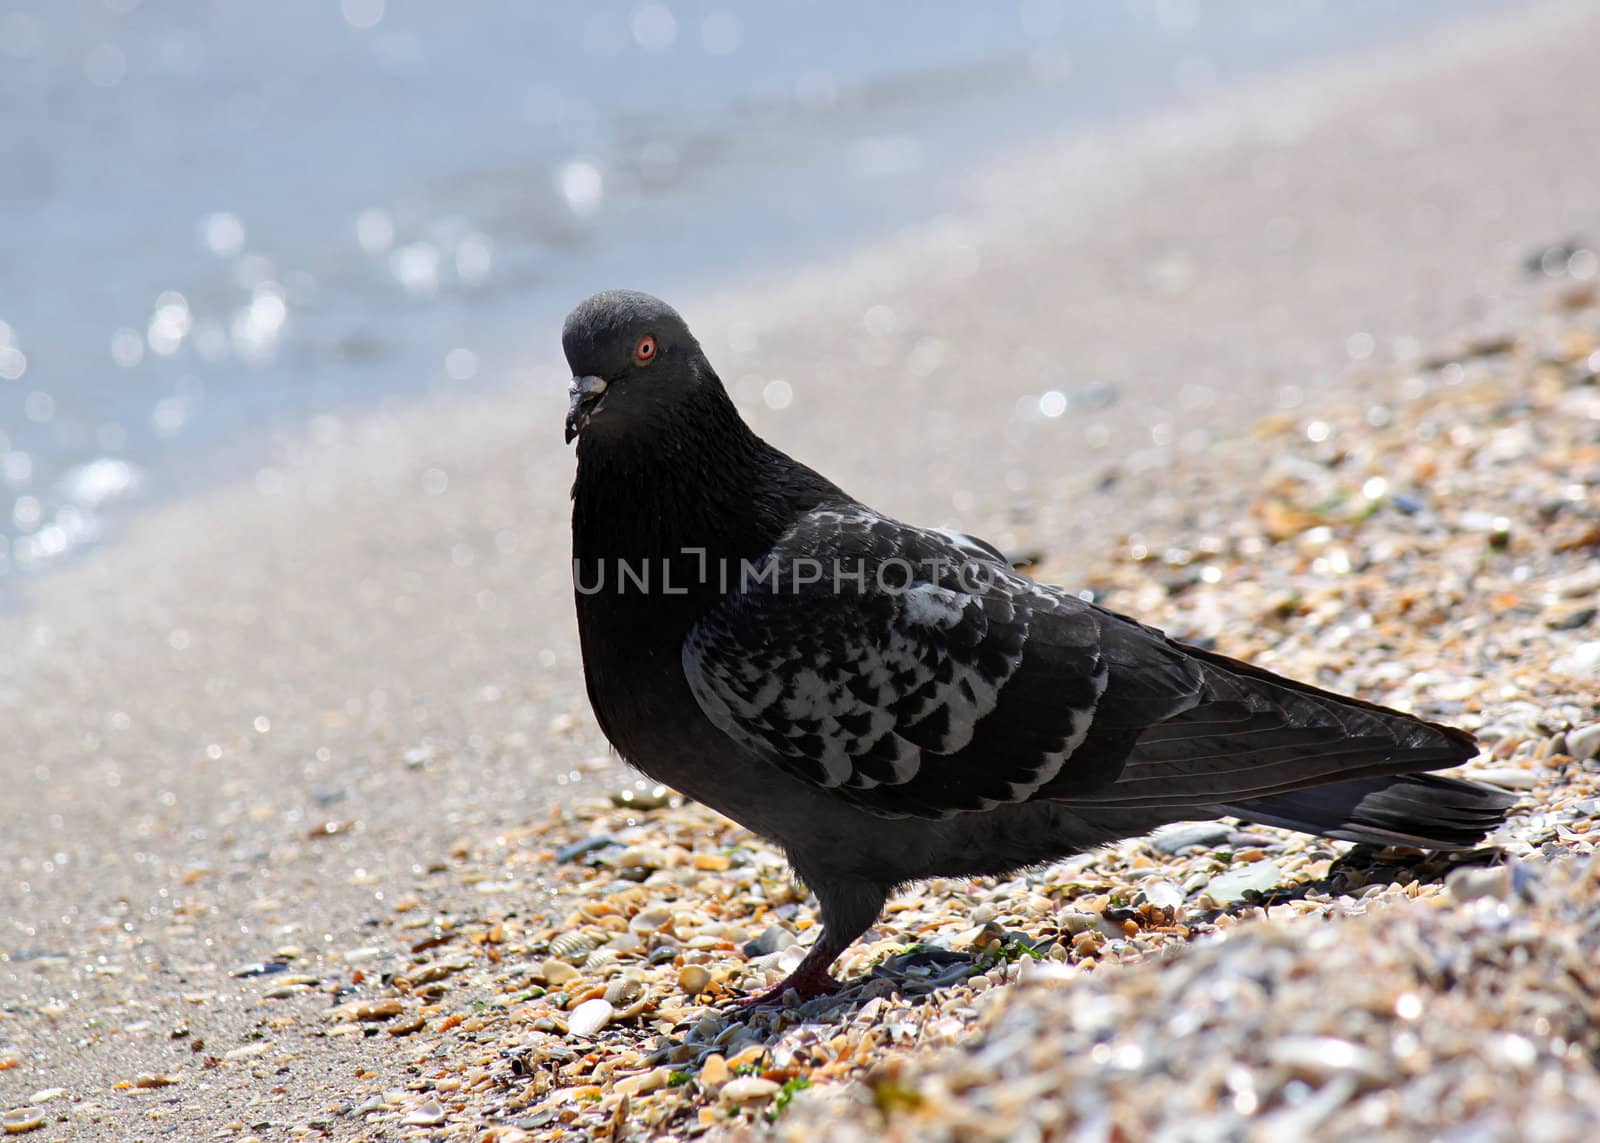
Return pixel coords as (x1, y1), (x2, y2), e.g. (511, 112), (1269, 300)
(1218, 774), (1514, 850)
(1174, 641), (1480, 755)
(1073, 746), (1478, 809)
(1066, 640), (1481, 813)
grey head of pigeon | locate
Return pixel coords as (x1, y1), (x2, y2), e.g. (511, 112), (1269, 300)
(562, 289), (715, 445)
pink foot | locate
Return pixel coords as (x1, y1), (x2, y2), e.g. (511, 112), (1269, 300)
(728, 915), (868, 1011)
(733, 963), (842, 1011)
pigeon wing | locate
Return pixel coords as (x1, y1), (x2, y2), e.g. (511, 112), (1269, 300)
(682, 508), (1192, 818)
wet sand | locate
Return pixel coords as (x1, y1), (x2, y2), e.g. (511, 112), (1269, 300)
(3, 2), (1600, 1137)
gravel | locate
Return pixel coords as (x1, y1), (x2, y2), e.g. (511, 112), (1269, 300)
(782, 857), (1600, 1142)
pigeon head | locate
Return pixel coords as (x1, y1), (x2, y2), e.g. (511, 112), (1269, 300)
(562, 290), (713, 444)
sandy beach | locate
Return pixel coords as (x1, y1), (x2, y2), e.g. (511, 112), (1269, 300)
(3, 2), (1600, 1138)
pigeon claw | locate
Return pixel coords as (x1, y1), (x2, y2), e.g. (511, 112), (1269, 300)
(734, 966), (842, 1011)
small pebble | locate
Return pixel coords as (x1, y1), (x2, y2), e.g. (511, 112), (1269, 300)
(0, 1107), (43, 1133)
(1565, 723), (1600, 761)
(1470, 767), (1541, 790)
(1202, 860), (1282, 905)
(401, 958), (467, 987)
(1226, 832), (1278, 849)
(699, 1053), (730, 1087)
(679, 964), (712, 996)
(1552, 641), (1600, 677)
(229, 961), (287, 979)
(402, 1099), (446, 1127)
(611, 784), (671, 810)
(1548, 606), (1596, 631)
(540, 959), (581, 986)
(2, 1108), (44, 1135)
(345, 998), (403, 1022)
(1268, 1036), (1389, 1086)
(614, 1066), (674, 1096)
(1141, 880), (1185, 912)
(742, 925), (796, 958)
(1550, 567), (1600, 599)
(629, 905), (674, 933)
(555, 835), (618, 864)
(603, 977), (644, 1008)
(1447, 865), (1512, 903)
(567, 998), (614, 1038)
(719, 1076), (780, 1103)
(549, 931), (598, 963)
(1148, 822), (1232, 855)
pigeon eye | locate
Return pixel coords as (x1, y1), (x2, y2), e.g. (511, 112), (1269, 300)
(634, 334), (657, 364)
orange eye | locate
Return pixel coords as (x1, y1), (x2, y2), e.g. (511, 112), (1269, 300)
(634, 334), (656, 364)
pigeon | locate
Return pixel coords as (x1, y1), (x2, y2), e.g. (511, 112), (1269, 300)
(563, 289), (1512, 1006)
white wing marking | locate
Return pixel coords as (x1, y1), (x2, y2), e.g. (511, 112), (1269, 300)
(681, 506), (1108, 812)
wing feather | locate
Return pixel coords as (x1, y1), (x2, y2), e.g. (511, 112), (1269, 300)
(683, 508), (1108, 817)
(682, 505), (1477, 822)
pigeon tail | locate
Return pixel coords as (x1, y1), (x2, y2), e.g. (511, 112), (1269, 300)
(1218, 773), (1514, 850)
(1062, 639), (1482, 812)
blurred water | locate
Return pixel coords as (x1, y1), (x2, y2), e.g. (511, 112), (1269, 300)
(0, 0), (1493, 589)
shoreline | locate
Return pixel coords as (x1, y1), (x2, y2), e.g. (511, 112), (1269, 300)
(3, 2), (1600, 1137)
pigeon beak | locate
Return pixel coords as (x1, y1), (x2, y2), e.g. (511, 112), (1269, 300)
(565, 375), (608, 444)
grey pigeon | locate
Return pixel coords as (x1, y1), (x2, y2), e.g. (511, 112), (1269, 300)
(563, 289), (1511, 1006)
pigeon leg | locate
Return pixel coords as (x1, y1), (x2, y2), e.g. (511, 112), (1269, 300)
(736, 880), (886, 1010)
(735, 936), (846, 1010)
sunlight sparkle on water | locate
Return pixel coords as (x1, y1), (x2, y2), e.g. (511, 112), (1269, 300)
(356, 209), (395, 255)
(631, 3), (677, 53)
(230, 285), (289, 360)
(390, 244), (439, 297)
(341, 0), (385, 31)
(201, 212), (246, 257)
(558, 161), (605, 216)
(147, 292), (192, 356)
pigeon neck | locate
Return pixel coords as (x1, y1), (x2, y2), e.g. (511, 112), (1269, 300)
(572, 383), (825, 575)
